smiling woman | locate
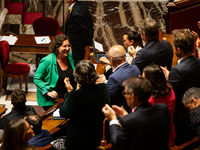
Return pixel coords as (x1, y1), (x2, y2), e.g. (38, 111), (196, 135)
(0, 118), (37, 150)
(34, 34), (76, 111)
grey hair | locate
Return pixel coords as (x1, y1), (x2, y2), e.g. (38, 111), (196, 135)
(182, 87), (200, 104)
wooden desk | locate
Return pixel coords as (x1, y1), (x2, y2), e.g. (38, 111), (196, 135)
(40, 98), (69, 135)
(0, 107), (7, 117)
(42, 116), (68, 134)
(10, 35), (55, 54)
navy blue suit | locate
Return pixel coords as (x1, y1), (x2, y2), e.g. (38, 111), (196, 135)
(110, 103), (170, 150)
(168, 55), (200, 144)
(107, 62), (140, 112)
(132, 38), (173, 73)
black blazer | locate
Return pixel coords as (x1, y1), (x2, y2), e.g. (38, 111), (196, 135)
(190, 105), (200, 139)
(60, 83), (110, 150)
(65, 1), (93, 65)
(168, 55), (200, 144)
(110, 103), (170, 150)
(133, 38), (173, 73)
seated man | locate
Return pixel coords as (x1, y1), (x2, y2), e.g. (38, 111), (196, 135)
(102, 77), (170, 150)
(26, 113), (53, 147)
(98, 45), (140, 112)
(182, 87), (200, 139)
(0, 89), (36, 129)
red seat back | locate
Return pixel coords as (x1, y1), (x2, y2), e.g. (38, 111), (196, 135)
(33, 17), (60, 35)
(0, 41), (10, 70)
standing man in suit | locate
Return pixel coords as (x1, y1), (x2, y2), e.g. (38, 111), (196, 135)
(132, 18), (173, 73)
(162, 29), (200, 145)
(182, 87), (200, 140)
(65, 0), (94, 65)
(98, 45), (140, 112)
(102, 77), (170, 150)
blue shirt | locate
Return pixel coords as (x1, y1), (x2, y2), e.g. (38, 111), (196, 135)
(28, 129), (53, 147)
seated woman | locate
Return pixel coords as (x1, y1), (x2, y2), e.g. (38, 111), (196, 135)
(34, 34), (76, 111)
(99, 30), (143, 65)
(0, 118), (37, 150)
(142, 64), (176, 147)
(60, 60), (111, 150)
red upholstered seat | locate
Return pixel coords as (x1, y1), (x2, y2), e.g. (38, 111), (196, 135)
(33, 17), (60, 35)
(4, 63), (30, 75)
(0, 41), (30, 97)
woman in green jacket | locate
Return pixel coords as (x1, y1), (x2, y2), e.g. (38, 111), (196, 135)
(34, 34), (75, 111)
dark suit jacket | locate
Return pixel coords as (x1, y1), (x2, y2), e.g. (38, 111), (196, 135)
(107, 62), (140, 112)
(60, 83), (110, 150)
(132, 38), (173, 73)
(65, 1), (94, 65)
(110, 103), (170, 150)
(0, 106), (36, 129)
(190, 105), (200, 139)
(168, 55), (200, 144)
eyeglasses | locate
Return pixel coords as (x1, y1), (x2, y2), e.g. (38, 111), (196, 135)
(27, 124), (32, 131)
(122, 90), (132, 97)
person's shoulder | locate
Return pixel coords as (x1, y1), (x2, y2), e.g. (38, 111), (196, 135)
(26, 105), (36, 113)
(40, 53), (55, 63)
(73, 1), (88, 12)
(41, 129), (52, 135)
(153, 103), (169, 110)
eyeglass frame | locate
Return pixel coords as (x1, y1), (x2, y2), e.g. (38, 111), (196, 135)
(122, 90), (132, 97)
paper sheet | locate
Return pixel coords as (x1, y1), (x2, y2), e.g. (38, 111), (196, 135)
(34, 36), (51, 44)
(53, 108), (66, 120)
(0, 36), (18, 45)
(94, 64), (97, 70)
(93, 40), (104, 52)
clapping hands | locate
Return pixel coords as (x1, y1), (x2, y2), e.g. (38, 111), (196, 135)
(64, 77), (73, 92)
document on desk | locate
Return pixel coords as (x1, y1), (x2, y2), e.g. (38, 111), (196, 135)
(93, 40), (104, 52)
(0, 35), (18, 45)
(53, 108), (66, 120)
(34, 36), (51, 44)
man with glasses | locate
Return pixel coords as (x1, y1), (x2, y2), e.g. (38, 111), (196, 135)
(102, 77), (170, 150)
(132, 18), (173, 73)
(98, 45), (140, 112)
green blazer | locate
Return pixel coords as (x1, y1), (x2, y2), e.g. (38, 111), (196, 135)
(33, 52), (74, 106)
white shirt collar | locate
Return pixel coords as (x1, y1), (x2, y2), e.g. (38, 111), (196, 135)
(69, 2), (76, 11)
(113, 62), (126, 72)
(177, 56), (189, 64)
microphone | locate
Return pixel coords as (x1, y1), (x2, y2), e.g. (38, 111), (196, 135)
(97, 118), (112, 150)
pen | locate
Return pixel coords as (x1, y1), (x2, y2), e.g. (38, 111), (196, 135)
(47, 118), (51, 120)
(41, 38), (45, 41)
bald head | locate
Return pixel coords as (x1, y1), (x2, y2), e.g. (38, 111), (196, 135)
(108, 45), (126, 59)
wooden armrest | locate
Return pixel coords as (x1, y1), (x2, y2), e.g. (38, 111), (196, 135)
(169, 137), (200, 150)
(40, 98), (64, 120)
(38, 144), (54, 150)
(0, 107), (7, 117)
(84, 46), (92, 60)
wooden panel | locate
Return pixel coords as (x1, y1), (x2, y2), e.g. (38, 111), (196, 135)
(167, 0), (200, 33)
(162, 34), (178, 68)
